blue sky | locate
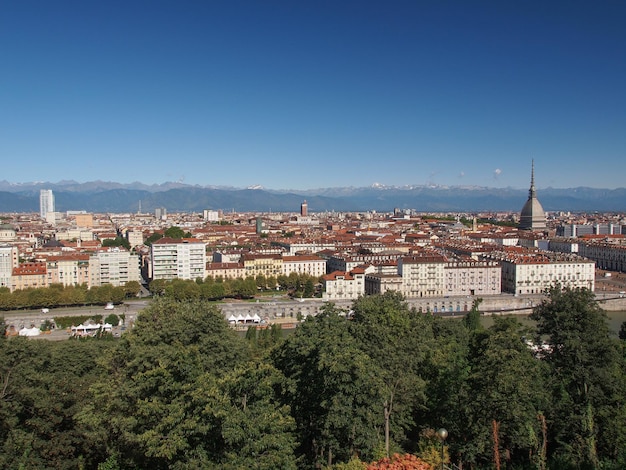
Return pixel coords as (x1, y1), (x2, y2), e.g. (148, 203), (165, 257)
(1, 1), (624, 190)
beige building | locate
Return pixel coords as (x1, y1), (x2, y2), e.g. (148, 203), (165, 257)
(242, 253), (283, 278)
(0, 224), (17, 242)
(398, 254), (447, 298)
(364, 273), (403, 295)
(11, 262), (48, 291)
(444, 260), (501, 296)
(75, 213), (94, 228)
(45, 254), (91, 287)
(89, 247), (141, 287)
(206, 262), (246, 280)
(282, 255), (326, 278)
(126, 230), (145, 248)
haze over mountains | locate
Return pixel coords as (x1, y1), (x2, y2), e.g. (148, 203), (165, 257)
(0, 180), (624, 214)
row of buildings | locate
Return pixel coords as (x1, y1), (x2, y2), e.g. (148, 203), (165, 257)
(0, 167), (624, 301)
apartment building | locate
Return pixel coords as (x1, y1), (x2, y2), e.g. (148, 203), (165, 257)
(151, 237), (207, 281)
(0, 245), (19, 289)
(282, 255), (326, 278)
(11, 262), (48, 291)
(205, 262), (246, 280)
(398, 254), (447, 298)
(444, 260), (501, 296)
(322, 267), (366, 300)
(44, 254), (91, 287)
(90, 247), (141, 287)
(495, 252), (595, 295)
(242, 253), (283, 278)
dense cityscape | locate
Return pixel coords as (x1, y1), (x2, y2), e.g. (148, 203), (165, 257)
(2, 168), (626, 469)
(2, 165), (626, 313)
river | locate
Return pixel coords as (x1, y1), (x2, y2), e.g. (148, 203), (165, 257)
(481, 310), (626, 337)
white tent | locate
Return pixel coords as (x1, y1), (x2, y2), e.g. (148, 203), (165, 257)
(18, 326), (41, 337)
(252, 313), (261, 323)
(71, 323), (113, 337)
(227, 314), (237, 324)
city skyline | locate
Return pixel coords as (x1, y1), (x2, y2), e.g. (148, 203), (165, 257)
(2, 1), (625, 190)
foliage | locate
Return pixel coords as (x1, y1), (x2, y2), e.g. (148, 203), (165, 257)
(366, 453), (432, 469)
(163, 226), (191, 239)
(462, 297), (483, 331)
(349, 291), (433, 457)
(1, 291), (626, 469)
(54, 314), (104, 329)
(102, 236), (131, 250)
(0, 339), (113, 468)
(530, 287), (626, 469)
(104, 313), (120, 326)
(123, 280), (141, 298)
(0, 283), (127, 311)
(144, 232), (163, 246)
(274, 302), (384, 467)
(462, 317), (548, 468)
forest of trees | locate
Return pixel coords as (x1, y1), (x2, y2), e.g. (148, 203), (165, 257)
(1, 287), (625, 469)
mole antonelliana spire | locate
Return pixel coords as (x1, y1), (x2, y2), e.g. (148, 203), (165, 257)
(519, 160), (547, 231)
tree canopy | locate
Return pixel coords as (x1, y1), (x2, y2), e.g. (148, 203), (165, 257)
(1, 288), (625, 469)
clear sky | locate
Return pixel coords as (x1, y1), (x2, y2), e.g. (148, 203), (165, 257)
(1, 1), (624, 190)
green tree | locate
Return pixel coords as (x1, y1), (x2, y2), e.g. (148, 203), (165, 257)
(148, 278), (167, 296)
(81, 298), (249, 469)
(530, 287), (626, 469)
(274, 303), (383, 467)
(145, 232), (163, 246)
(462, 317), (549, 469)
(0, 339), (113, 468)
(212, 362), (298, 469)
(102, 236), (131, 250)
(349, 292), (433, 458)
(463, 297), (483, 331)
(123, 280), (141, 298)
(163, 226), (191, 239)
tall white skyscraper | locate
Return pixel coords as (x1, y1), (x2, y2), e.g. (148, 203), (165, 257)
(40, 189), (55, 219)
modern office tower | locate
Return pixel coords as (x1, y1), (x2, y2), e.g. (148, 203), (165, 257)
(519, 160), (547, 231)
(39, 189), (55, 219)
(155, 207), (167, 220)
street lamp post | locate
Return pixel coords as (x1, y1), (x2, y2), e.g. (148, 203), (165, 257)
(436, 428), (448, 470)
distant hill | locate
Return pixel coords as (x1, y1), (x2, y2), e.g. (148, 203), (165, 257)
(0, 181), (624, 213)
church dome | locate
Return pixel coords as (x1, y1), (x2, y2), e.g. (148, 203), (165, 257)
(519, 161), (546, 231)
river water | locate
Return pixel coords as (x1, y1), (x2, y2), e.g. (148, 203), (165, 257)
(482, 310), (626, 337)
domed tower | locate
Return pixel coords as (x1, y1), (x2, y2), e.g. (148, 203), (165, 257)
(519, 160), (546, 231)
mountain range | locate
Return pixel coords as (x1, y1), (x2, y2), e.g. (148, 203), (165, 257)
(0, 180), (624, 214)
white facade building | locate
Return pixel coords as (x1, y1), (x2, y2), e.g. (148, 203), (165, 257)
(151, 237), (206, 281)
(282, 255), (327, 277)
(444, 260), (501, 297)
(498, 254), (595, 295)
(90, 247), (141, 287)
(398, 254), (446, 298)
(39, 189), (55, 220)
(322, 267), (366, 301)
(0, 245), (19, 289)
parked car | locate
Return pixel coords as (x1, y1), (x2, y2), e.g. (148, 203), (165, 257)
(104, 303), (115, 310)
